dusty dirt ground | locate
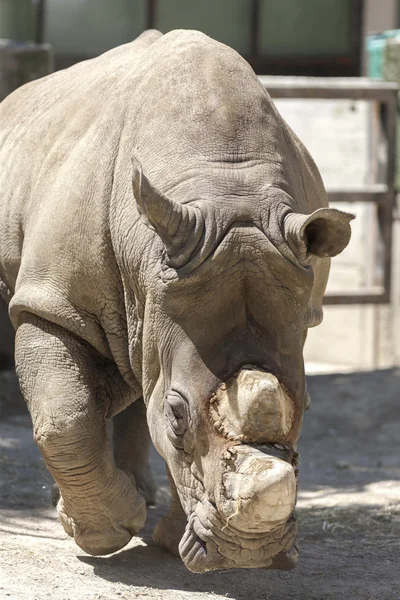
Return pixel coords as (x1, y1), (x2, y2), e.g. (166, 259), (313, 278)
(0, 369), (399, 600)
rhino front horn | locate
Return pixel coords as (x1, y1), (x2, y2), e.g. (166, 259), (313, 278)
(209, 369), (294, 443)
(131, 157), (204, 269)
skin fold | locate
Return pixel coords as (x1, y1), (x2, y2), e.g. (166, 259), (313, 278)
(0, 29), (353, 571)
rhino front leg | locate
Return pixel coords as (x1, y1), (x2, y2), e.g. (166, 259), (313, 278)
(113, 398), (157, 505)
(15, 313), (146, 556)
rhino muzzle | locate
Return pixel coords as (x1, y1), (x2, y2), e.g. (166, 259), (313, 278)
(178, 368), (299, 573)
(209, 368), (297, 532)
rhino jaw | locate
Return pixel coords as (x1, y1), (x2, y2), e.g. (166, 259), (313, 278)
(178, 489), (298, 573)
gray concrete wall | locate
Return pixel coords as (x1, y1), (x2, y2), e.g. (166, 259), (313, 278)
(274, 98), (398, 372)
(363, 0), (398, 36)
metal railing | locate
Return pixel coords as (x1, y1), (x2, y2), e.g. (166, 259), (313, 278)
(259, 76), (398, 305)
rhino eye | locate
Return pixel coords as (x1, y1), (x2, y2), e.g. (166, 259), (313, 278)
(165, 392), (188, 445)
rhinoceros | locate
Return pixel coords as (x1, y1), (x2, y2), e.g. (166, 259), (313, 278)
(0, 29), (353, 572)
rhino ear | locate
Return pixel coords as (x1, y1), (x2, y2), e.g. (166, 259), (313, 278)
(131, 157), (204, 268)
(284, 208), (354, 259)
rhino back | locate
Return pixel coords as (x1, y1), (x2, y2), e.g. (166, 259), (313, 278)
(123, 30), (326, 212)
(0, 29), (162, 358)
(0, 28), (326, 359)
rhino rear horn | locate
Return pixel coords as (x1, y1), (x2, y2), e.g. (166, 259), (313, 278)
(284, 208), (354, 259)
(132, 157), (204, 268)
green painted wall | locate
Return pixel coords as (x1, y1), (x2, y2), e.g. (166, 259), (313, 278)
(0, 0), (35, 41)
(44, 0), (354, 60)
(46, 0), (146, 55)
(259, 0), (352, 56)
(154, 0), (251, 55)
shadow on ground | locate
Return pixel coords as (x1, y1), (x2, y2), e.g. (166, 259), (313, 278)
(1, 368), (399, 599)
(75, 500), (399, 600)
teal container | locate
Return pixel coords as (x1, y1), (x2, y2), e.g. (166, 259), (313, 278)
(366, 34), (387, 80)
(366, 30), (400, 80)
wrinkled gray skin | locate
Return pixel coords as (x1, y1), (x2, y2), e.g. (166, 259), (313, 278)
(0, 30), (353, 572)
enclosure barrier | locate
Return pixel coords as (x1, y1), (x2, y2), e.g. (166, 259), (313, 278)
(259, 76), (398, 306)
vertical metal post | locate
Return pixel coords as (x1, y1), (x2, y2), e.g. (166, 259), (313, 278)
(379, 96), (397, 302)
(350, 0), (364, 76)
(250, 0), (259, 59)
(35, 0), (46, 45)
(147, 0), (156, 30)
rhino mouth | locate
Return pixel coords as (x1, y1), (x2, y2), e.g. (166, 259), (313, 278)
(178, 497), (298, 573)
(176, 441), (299, 573)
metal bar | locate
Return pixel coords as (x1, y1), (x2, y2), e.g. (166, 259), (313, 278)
(326, 184), (389, 203)
(365, 102), (380, 293)
(250, 0), (259, 58)
(147, 0), (156, 30)
(368, 101), (381, 186)
(35, 0), (46, 45)
(324, 290), (390, 305)
(259, 76), (399, 101)
(379, 97), (397, 301)
(383, 97), (397, 193)
(350, 0), (364, 77)
(267, 87), (398, 102)
(259, 75), (400, 91)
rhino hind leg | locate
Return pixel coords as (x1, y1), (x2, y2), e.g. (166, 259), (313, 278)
(15, 313), (146, 556)
(113, 398), (157, 506)
(153, 467), (187, 556)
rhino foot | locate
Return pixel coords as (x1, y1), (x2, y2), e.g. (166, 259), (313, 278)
(135, 467), (157, 506)
(57, 469), (146, 556)
(51, 482), (60, 506)
(153, 513), (187, 556)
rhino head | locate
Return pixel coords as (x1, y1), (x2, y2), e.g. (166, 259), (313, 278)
(131, 159), (352, 572)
